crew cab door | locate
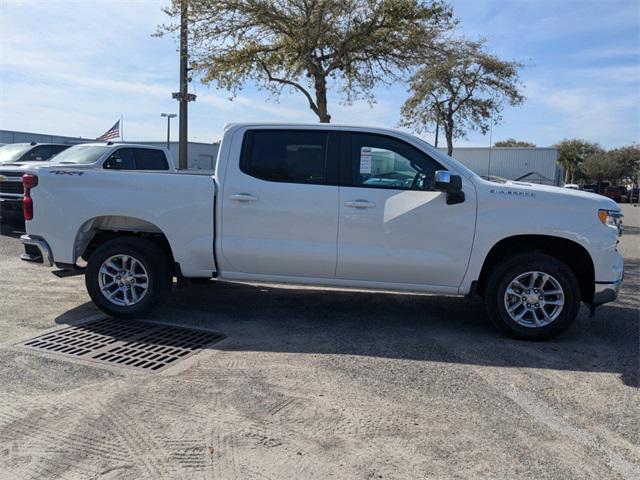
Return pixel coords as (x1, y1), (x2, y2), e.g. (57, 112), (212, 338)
(220, 129), (339, 278)
(336, 132), (476, 288)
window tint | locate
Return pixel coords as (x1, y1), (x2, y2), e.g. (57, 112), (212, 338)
(349, 133), (442, 191)
(23, 145), (54, 161)
(104, 148), (136, 170)
(50, 145), (70, 156)
(242, 130), (328, 184)
(134, 148), (169, 170)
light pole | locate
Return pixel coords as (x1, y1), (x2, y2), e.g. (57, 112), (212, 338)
(160, 113), (177, 150)
(172, 0), (196, 170)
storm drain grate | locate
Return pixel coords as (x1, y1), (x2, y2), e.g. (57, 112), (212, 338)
(18, 318), (225, 371)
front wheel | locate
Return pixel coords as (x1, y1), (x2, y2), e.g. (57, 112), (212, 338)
(85, 237), (173, 318)
(485, 253), (581, 340)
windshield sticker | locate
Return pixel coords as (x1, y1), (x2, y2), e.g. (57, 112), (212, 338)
(360, 147), (372, 174)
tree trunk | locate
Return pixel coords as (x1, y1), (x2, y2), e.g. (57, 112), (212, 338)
(314, 74), (331, 123)
(434, 119), (439, 147)
(564, 166), (572, 184)
(445, 118), (454, 156)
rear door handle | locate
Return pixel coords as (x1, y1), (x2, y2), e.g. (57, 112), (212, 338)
(229, 193), (258, 202)
(344, 200), (376, 209)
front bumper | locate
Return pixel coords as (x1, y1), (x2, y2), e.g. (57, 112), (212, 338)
(592, 276), (623, 306)
(20, 234), (54, 267)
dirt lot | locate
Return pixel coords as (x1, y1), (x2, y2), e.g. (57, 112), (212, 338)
(0, 205), (638, 479)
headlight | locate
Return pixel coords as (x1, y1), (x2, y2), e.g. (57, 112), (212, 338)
(598, 209), (624, 235)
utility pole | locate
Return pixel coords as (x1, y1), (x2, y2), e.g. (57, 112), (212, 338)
(160, 113), (176, 150)
(173, 0), (196, 170)
(487, 109), (494, 178)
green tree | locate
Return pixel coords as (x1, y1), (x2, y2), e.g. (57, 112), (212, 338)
(577, 153), (618, 186)
(555, 139), (602, 184)
(494, 138), (536, 147)
(398, 39), (524, 155)
(608, 144), (640, 185)
(158, 0), (455, 123)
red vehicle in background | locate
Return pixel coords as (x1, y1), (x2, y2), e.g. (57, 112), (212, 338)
(602, 186), (624, 203)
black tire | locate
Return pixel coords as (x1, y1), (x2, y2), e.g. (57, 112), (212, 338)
(85, 237), (173, 318)
(485, 253), (581, 340)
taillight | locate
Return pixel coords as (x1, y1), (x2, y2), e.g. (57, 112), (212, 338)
(22, 174), (38, 221)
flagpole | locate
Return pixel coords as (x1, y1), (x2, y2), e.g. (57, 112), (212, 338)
(120, 114), (124, 141)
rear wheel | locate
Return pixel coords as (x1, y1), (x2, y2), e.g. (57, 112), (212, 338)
(485, 253), (581, 340)
(85, 237), (172, 318)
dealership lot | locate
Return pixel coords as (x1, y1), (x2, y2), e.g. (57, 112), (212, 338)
(0, 206), (638, 479)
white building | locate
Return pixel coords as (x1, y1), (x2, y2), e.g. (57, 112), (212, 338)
(441, 147), (562, 185)
(0, 129), (219, 171)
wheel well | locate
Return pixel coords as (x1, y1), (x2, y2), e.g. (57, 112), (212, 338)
(476, 235), (594, 302)
(76, 216), (176, 274)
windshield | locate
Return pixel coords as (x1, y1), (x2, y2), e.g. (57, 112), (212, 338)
(0, 144), (32, 163)
(49, 145), (111, 164)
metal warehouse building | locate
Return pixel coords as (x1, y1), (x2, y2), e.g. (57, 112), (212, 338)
(0, 130), (219, 171)
(441, 147), (562, 186)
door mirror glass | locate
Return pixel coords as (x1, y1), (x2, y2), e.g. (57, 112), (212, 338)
(434, 170), (462, 191)
(434, 170), (465, 204)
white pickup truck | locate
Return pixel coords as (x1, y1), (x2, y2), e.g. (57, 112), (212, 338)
(19, 123), (624, 340)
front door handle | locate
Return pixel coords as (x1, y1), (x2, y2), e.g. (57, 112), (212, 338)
(344, 200), (376, 209)
(229, 193), (258, 202)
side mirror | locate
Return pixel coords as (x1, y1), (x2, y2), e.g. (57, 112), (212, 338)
(104, 157), (121, 170)
(434, 170), (465, 205)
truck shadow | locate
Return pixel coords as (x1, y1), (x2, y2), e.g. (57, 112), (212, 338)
(56, 270), (639, 388)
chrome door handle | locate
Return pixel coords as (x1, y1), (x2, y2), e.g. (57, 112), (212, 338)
(229, 193), (258, 202)
(344, 200), (376, 208)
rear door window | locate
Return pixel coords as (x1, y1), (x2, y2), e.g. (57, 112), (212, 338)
(241, 130), (335, 185)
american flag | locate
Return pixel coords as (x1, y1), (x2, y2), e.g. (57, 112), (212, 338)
(96, 120), (120, 141)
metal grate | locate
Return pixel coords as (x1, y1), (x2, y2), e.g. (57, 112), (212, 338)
(18, 318), (224, 371)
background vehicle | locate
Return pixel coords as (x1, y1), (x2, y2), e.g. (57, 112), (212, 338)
(0, 142), (70, 224)
(563, 183), (579, 190)
(602, 186), (624, 203)
(19, 123), (624, 340)
(0, 142), (173, 225)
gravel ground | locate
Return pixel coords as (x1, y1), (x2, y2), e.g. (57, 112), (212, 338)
(0, 205), (638, 479)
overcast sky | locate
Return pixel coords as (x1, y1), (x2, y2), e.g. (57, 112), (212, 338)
(0, 0), (638, 147)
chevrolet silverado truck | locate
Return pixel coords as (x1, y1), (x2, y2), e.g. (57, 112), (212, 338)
(19, 123), (624, 340)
